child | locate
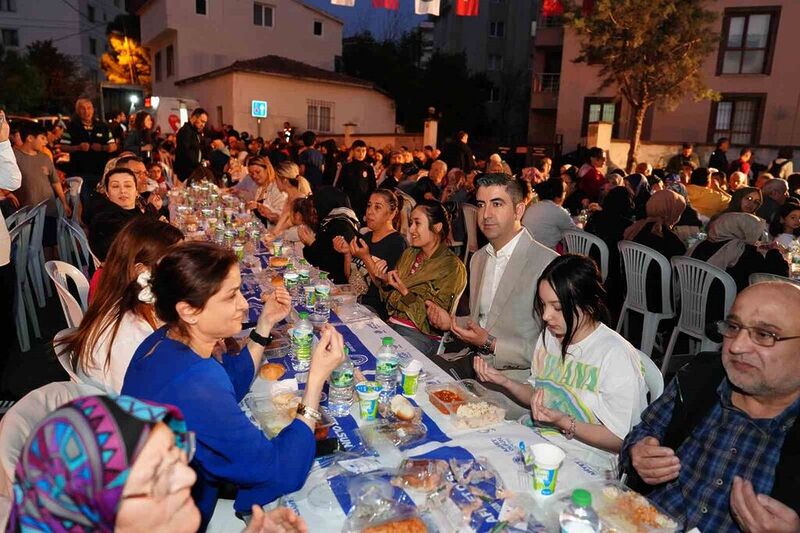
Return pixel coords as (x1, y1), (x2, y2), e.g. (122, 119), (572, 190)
(769, 200), (800, 249)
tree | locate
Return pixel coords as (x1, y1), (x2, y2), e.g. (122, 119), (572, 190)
(101, 31), (151, 87)
(26, 40), (89, 114)
(567, 0), (719, 171)
(0, 46), (45, 113)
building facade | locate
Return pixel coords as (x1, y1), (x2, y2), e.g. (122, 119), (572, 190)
(137, 0), (344, 97)
(0, 0), (126, 83)
(531, 0), (800, 167)
(431, 0), (536, 145)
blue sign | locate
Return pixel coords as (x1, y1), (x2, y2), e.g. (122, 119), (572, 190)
(251, 100), (268, 118)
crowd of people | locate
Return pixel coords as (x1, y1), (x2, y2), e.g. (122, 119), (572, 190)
(0, 97), (799, 533)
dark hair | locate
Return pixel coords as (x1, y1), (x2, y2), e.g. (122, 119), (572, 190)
(103, 167), (137, 190)
(116, 155), (144, 168)
(740, 146), (752, 156)
(301, 130), (316, 147)
(292, 196), (318, 227)
(587, 147), (605, 160)
(778, 146), (794, 160)
(609, 168), (626, 178)
(534, 157), (552, 173)
(152, 241), (238, 339)
(769, 201), (800, 238)
(560, 166), (578, 184)
(423, 145), (434, 151)
(413, 200), (450, 242)
(690, 167), (710, 187)
(788, 173), (800, 192)
(372, 188), (403, 229)
(534, 254), (609, 360)
(456, 130), (468, 141)
(186, 165), (219, 187)
(475, 173), (524, 205)
(191, 107), (208, 118)
(351, 139), (367, 149)
(19, 121), (45, 141)
(716, 137), (729, 148)
(133, 111), (152, 131)
(534, 177), (565, 202)
(682, 142), (693, 150)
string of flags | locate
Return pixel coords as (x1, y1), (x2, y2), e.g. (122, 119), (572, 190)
(328, 0), (571, 19)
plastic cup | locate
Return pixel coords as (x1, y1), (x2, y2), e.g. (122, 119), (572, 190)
(400, 360), (422, 397)
(355, 382), (383, 420)
(273, 239), (283, 257)
(530, 442), (565, 496)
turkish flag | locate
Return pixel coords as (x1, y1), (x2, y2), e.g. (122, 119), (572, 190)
(541, 0), (563, 16)
(455, 0), (478, 16)
(372, 0), (398, 9)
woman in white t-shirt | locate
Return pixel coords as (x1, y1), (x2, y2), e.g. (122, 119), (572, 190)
(56, 217), (183, 394)
(474, 254), (648, 470)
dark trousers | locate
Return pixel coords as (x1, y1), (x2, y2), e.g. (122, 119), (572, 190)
(0, 261), (16, 391)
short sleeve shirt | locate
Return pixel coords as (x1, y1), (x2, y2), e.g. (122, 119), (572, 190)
(61, 120), (114, 177)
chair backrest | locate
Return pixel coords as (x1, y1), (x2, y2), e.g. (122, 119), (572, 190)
(563, 229), (609, 281)
(617, 241), (673, 315)
(65, 219), (101, 270)
(27, 200), (48, 255)
(3, 207), (27, 230)
(395, 189), (415, 245)
(462, 204), (479, 253)
(749, 272), (800, 286)
(65, 177), (83, 223)
(0, 381), (101, 503)
(53, 327), (82, 383)
(638, 349), (664, 402)
(46, 261), (89, 328)
(671, 256), (737, 339)
(8, 215), (34, 274)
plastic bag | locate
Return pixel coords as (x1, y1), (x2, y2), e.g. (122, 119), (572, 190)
(341, 475), (428, 533)
(391, 458), (450, 493)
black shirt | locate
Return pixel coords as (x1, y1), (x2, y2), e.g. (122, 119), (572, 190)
(356, 231), (407, 315)
(337, 160), (376, 222)
(61, 120), (114, 178)
(413, 176), (442, 204)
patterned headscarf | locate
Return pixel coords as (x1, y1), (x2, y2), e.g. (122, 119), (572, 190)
(7, 395), (191, 533)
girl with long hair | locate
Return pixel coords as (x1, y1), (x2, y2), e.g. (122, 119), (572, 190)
(769, 201), (800, 248)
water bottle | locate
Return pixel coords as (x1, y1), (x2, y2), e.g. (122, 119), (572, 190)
(375, 337), (398, 401)
(559, 489), (601, 533)
(313, 272), (331, 323)
(791, 240), (800, 277)
(284, 272), (300, 306)
(328, 347), (355, 417)
(290, 312), (314, 371)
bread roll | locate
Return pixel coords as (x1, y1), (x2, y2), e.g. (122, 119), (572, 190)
(269, 256), (289, 268)
(258, 363), (286, 381)
(390, 395), (416, 421)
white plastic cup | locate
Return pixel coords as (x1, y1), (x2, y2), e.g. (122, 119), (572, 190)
(531, 442), (565, 496)
(400, 360), (422, 397)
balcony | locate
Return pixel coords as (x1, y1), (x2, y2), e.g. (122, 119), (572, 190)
(531, 73), (560, 109)
(534, 14), (564, 47)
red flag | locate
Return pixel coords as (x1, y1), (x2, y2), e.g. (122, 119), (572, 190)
(541, 0), (563, 16)
(455, 0), (478, 17)
(372, 0), (398, 9)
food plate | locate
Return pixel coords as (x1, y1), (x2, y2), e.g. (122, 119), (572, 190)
(458, 379), (528, 420)
(246, 391), (334, 440)
(426, 383), (476, 416)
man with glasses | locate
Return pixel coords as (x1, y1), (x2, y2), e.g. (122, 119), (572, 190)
(621, 281), (800, 532)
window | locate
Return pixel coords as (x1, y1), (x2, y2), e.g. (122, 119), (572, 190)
(254, 3), (274, 27)
(155, 50), (162, 82)
(488, 54), (503, 71)
(581, 97), (621, 137)
(313, 20), (323, 36)
(87, 4), (95, 22)
(718, 7), (780, 75)
(0, 0), (17, 12)
(196, 0), (207, 15)
(166, 44), (174, 77)
(708, 94), (765, 146)
(307, 100), (334, 133)
(488, 86), (500, 103)
(489, 21), (505, 38)
(89, 37), (97, 55)
(1, 28), (18, 47)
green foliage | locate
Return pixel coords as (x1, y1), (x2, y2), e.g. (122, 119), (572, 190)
(26, 41), (89, 115)
(0, 46), (46, 113)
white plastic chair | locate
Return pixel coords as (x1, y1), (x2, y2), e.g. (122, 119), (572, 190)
(55, 201), (72, 264)
(435, 283), (467, 356)
(46, 260), (89, 329)
(3, 206), (27, 230)
(53, 327), (82, 382)
(661, 256), (737, 373)
(65, 218), (101, 275)
(462, 203), (479, 265)
(616, 241), (675, 356)
(749, 272), (800, 286)
(562, 229), (609, 281)
(637, 349), (664, 403)
(9, 214), (40, 352)
(26, 200), (52, 307)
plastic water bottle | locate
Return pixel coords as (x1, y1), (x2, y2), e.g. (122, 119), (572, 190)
(375, 337), (398, 401)
(290, 312), (314, 371)
(328, 347), (355, 417)
(559, 489), (601, 533)
(313, 272), (331, 322)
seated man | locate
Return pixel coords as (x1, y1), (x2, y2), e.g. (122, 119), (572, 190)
(686, 166), (730, 218)
(621, 281), (800, 533)
(425, 173), (557, 382)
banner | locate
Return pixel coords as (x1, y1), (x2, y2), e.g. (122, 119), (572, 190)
(455, 0), (478, 17)
(541, 0), (563, 16)
(330, 0), (355, 6)
(372, 0), (399, 9)
(415, 0), (440, 16)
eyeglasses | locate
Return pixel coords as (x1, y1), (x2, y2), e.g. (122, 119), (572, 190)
(121, 431), (195, 500)
(715, 320), (800, 347)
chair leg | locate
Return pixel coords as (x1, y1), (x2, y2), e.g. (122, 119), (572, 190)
(27, 260), (45, 308)
(641, 316), (658, 356)
(661, 328), (680, 374)
(616, 305), (627, 334)
(39, 251), (52, 298)
(14, 285), (30, 352)
(22, 281), (41, 339)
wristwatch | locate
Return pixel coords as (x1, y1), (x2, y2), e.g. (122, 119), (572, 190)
(249, 329), (273, 347)
(296, 403), (322, 423)
(479, 334), (496, 354)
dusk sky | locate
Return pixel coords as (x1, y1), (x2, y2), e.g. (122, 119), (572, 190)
(301, 0), (426, 39)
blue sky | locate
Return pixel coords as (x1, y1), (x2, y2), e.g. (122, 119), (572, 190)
(302, 0), (425, 39)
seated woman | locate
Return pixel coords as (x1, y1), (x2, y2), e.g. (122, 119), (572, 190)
(624, 173), (651, 220)
(59, 217), (183, 393)
(244, 156), (287, 226)
(521, 177), (576, 250)
(334, 189), (408, 317)
(769, 200), (800, 249)
(663, 177), (704, 242)
(380, 200), (467, 355)
(299, 187), (360, 284)
(561, 165), (589, 216)
(122, 241), (345, 529)
(263, 161), (312, 241)
(473, 254), (647, 471)
(722, 186), (763, 217)
(688, 212), (789, 292)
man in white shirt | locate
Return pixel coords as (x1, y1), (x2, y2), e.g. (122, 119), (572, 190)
(426, 173), (557, 382)
(0, 111), (22, 393)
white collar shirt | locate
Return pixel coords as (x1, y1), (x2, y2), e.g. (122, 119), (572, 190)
(477, 228), (524, 328)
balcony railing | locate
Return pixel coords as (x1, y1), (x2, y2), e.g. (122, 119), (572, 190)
(533, 73), (561, 93)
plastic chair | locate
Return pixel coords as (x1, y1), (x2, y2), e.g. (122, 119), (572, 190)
(749, 272), (800, 286)
(616, 241), (675, 356)
(638, 349), (664, 403)
(661, 256), (737, 373)
(562, 229), (609, 281)
(53, 327), (82, 383)
(26, 200), (52, 307)
(46, 261), (89, 329)
(3, 206), (27, 230)
(64, 177), (83, 224)
(435, 284), (468, 356)
(64, 219), (101, 275)
(9, 214), (40, 352)
(55, 201), (72, 264)
(462, 204), (479, 265)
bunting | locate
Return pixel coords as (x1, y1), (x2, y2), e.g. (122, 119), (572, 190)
(372, 0), (399, 9)
(454, 0), (478, 17)
(415, 0), (440, 15)
(541, 0), (563, 16)
(331, 0), (356, 5)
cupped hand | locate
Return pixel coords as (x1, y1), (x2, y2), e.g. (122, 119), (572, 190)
(260, 286), (292, 326)
(373, 257), (388, 277)
(386, 270), (408, 295)
(450, 319), (488, 347)
(297, 225), (316, 246)
(629, 436), (681, 485)
(333, 235), (350, 255)
(424, 300), (452, 331)
(731, 476), (800, 533)
(531, 388), (568, 429)
(349, 237), (371, 260)
(308, 325), (345, 383)
(473, 356), (506, 386)
(244, 505), (309, 533)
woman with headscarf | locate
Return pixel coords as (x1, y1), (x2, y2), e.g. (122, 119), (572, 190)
(624, 173), (651, 219)
(663, 175), (704, 243)
(689, 212), (789, 292)
(721, 186), (763, 217)
(299, 186), (360, 283)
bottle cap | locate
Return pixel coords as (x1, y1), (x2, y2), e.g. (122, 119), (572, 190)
(571, 489), (592, 507)
(299, 311), (309, 319)
(381, 337), (394, 346)
(319, 272), (329, 279)
(344, 346), (350, 356)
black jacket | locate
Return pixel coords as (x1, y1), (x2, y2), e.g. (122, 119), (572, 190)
(337, 160), (375, 222)
(174, 122), (203, 182)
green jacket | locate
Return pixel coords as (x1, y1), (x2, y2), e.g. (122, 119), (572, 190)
(381, 244), (467, 335)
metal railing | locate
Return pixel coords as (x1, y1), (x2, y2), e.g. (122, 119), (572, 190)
(533, 73), (561, 93)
